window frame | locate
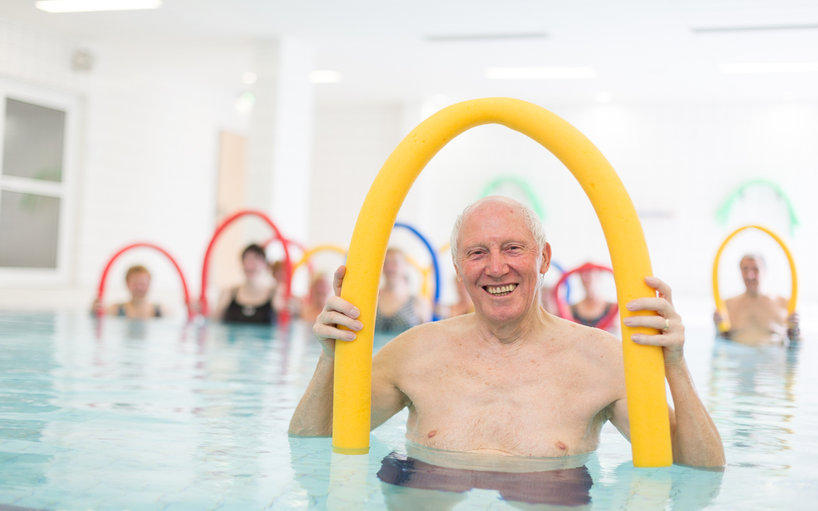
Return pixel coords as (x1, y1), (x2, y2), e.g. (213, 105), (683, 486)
(0, 79), (80, 285)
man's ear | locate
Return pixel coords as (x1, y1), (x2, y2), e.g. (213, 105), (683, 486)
(540, 242), (552, 275)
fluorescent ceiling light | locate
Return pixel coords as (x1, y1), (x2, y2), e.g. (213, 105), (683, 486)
(485, 66), (596, 80)
(426, 32), (548, 42)
(36, 0), (162, 13)
(309, 70), (342, 84)
(721, 62), (818, 74)
(692, 23), (818, 33)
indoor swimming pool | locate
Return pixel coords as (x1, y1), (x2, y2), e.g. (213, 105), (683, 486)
(0, 310), (816, 510)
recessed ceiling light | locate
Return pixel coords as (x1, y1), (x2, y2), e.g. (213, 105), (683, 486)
(309, 70), (342, 84)
(721, 62), (818, 74)
(484, 66), (596, 80)
(426, 33), (549, 42)
(691, 23), (818, 33)
(35, 0), (162, 13)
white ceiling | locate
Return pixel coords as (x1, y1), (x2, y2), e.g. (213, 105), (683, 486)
(4, 0), (818, 104)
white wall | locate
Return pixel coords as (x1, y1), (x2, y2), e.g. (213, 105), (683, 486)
(0, 19), (254, 312)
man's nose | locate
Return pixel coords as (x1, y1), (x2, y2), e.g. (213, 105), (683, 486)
(486, 251), (509, 276)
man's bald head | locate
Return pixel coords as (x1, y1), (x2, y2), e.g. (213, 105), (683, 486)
(450, 196), (547, 269)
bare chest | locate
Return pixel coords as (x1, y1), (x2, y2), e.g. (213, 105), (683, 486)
(728, 298), (787, 331)
(398, 353), (617, 457)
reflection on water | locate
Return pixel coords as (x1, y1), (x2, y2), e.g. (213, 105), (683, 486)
(708, 337), (801, 466)
(0, 313), (58, 499)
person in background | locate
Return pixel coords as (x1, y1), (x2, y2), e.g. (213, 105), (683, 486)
(212, 243), (277, 325)
(714, 253), (800, 345)
(300, 272), (332, 323)
(570, 266), (617, 330)
(93, 264), (163, 319)
(375, 247), (431, 334)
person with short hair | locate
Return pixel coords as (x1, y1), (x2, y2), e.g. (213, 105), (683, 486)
(374, 247), (431, 334)
(290, 197), (724, 468)
(714, 253), (800, 345)
(93, 265), (163, 319)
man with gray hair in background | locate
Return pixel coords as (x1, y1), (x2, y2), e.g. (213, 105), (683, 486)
(290, 196), (724, 468)
(714, 253), (800, 345)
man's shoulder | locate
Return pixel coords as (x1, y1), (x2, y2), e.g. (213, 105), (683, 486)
(548, 315), (622, 357)
(376, 314), (468, 352)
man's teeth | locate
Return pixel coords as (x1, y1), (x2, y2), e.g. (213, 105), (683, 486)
(486, 284), (517, 295)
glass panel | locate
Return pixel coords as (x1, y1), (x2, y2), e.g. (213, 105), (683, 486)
(2, 98), (65, 182)
(0, 190), (60, 268)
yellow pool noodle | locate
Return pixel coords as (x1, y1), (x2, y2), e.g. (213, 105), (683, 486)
(291, 244), (348, 277)
(333, 97), (672, 467)
(712, 224), (798, 333)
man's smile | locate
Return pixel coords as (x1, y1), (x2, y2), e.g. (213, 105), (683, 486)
(483, 283), (518, 296)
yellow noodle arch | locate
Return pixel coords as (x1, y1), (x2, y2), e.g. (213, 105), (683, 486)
(402, 254), (433, 300)
(334, 97), (672, 467)
(712, 224), (798, 333)
(291, 244), (348, 277)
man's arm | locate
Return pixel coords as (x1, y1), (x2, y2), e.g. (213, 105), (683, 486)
(288, 265), (407, 436)
(777, 297), (800, 340)
(623, 276), (726, 468)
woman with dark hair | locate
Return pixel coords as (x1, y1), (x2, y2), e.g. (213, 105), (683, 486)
(212, 243), (278, 324)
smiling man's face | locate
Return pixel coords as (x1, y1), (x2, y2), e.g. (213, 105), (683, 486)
(454, 199), (550, 325)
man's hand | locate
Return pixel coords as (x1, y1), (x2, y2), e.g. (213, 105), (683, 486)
(622, 276), (685, 366)
(312, 265), (364, 358)
(788, 312), (800, 340)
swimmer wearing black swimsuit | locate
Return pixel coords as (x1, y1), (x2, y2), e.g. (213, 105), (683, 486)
(222, 288), (277, 325)
(570, 303), (613, 328)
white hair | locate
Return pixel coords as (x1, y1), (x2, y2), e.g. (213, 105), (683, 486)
(449, 196), (547, 269)
(740, 253), (766, 269)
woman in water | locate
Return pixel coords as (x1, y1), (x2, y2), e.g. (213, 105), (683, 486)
(570, 266), (617, 329)
(212, 243), (278, 325)
(93, 264), (163, 319)
(300, 272), (332, 323)
(375, 248), (430, 334)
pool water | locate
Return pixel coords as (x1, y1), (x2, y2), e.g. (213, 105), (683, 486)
(0, 311), (816, 510)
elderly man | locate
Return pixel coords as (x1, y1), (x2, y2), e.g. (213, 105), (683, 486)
(715, 254), (800, 345)
(290, 197), (724, 468)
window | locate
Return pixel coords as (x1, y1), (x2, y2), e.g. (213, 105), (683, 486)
(0, 82), (78, 283)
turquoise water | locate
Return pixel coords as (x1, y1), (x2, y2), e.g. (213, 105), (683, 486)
(0, 311), (816, 510)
